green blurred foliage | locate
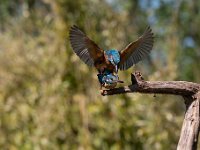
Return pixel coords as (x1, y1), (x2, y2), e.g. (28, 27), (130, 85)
(0, 0), (199, 149)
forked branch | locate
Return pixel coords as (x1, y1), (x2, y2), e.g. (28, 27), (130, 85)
(102, 71), (200, 150)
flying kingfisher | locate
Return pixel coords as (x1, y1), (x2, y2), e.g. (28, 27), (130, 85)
(69, 25), (154, 89)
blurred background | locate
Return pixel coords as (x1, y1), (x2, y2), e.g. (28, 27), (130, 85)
(0, 0), (200, 149)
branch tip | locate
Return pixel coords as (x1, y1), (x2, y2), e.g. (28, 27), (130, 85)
(131, 71), (144, 85)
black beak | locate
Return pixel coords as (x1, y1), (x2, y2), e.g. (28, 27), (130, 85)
(117, 80), (124, 83)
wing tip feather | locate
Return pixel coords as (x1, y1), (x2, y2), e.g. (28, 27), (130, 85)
(119, 25), (154, 70)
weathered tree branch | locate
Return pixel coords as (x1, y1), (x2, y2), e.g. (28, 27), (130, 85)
(102, 71), (200, 150)
(177, 94), (200, 150)
(102, 71), (200, 96)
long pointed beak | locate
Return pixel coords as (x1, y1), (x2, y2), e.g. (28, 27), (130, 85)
(117, 80), (124, 83)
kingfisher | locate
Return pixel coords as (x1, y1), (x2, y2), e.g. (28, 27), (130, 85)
(69, 25), (154, 89)
(97, 70), (123, 89)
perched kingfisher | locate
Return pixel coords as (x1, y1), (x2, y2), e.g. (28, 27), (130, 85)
(69, 25), (154, 89)
(97, 70), (123, 89)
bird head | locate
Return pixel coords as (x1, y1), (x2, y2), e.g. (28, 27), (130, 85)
(105, 49), (120, 73)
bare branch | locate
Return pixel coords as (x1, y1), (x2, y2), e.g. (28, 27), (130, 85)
(177, 93), (200, 150)
(101, 71), (200, 150)
(102, 71), (200, 96)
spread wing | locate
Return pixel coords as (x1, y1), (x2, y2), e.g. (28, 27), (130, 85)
(69, 25), (104, 67)
(119, 26), (154, 70)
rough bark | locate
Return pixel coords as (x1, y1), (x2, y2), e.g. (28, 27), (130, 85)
(177, 94), (200, 150)
(102, 71), (200, 150)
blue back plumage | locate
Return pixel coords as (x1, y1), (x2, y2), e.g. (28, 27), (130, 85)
(105, 49), (120, 65)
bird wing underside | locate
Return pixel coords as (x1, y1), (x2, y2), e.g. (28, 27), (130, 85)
(69, 25), (104, 67)
(119, 26), (154, 70)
